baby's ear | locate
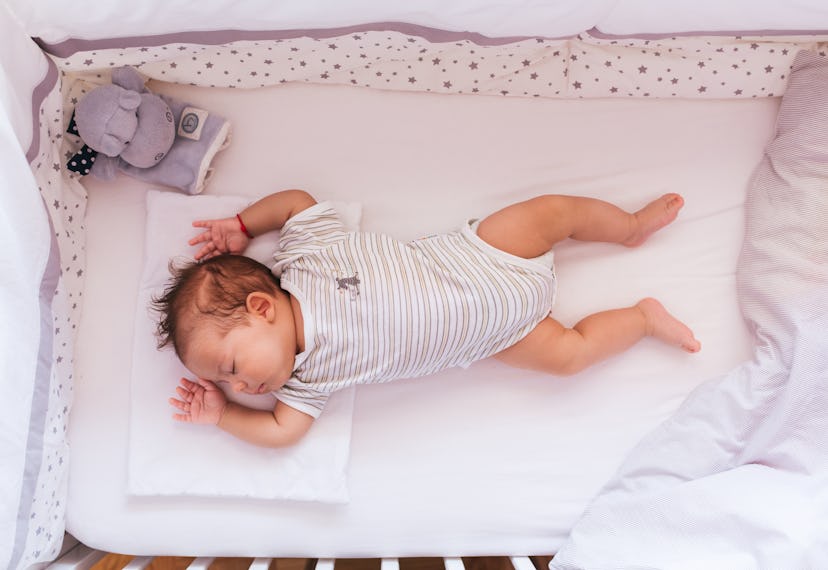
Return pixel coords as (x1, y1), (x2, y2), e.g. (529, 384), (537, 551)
(245, 292), (275, 319)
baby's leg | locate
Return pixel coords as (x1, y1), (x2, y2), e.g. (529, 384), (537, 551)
(476, 193), (684, 259)
(494, 298), (700, 375)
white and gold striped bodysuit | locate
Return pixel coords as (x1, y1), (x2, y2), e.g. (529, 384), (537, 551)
(272, 202), (556, 417)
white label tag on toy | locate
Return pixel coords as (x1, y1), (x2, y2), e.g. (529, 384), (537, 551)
(178, 107), (208, 140)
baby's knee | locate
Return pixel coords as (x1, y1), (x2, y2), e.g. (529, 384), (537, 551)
(544, 349), (589, 377)
(494, 319), (589, 376)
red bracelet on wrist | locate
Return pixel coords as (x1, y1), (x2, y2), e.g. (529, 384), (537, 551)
(236, 213), (254, 239)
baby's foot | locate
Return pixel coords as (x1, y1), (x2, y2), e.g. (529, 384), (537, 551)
(624, 193), (684, 247)
(637, 297), (701, 353)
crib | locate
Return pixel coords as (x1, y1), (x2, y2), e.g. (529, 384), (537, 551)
(4, 1), (828, 569)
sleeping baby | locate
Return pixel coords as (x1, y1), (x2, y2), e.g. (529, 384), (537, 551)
(154, 189), (700, 447)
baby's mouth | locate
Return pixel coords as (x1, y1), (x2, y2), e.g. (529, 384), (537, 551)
(256, 383), (267, 394)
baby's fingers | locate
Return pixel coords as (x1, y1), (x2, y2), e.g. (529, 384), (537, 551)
(169, 396), (188, 411)
(175, 386), (193, 401)
(178, 377), (198, 389)
(194, 242), (225, 261)
(188, 232), (213, 247)
(169, 398), (193, 422)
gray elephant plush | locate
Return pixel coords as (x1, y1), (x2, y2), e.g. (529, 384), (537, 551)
(66, 66), (230, 195)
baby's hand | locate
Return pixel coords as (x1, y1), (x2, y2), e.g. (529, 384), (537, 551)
(189, 217), (250, 260)
(169, 377), (227, 425)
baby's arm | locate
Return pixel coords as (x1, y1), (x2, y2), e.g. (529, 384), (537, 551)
(236, 189), (317, 238)
(169, 377), (314, 447)
(218, 400), (315, 448)
(190, 189), (317, 260)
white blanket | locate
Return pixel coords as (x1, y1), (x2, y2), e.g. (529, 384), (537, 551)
(551, 49), (828, 570)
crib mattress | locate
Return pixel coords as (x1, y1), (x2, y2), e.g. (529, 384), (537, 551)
(69, 81), (772, 556)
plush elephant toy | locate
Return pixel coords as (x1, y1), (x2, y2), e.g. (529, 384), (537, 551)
(66, 66), (230, 195)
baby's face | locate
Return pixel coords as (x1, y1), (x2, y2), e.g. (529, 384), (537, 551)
(182, 296), (298, 395)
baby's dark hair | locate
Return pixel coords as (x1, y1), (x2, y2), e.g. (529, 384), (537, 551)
(152, 254), (282, 359)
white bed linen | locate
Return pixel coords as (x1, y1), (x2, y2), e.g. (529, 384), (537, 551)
(14, 0), (828, 46)
(9, 0), (615, 43)
(0, 86), (54, 568)
(597, 0), (828, 35)
(0, 2), (50, 154)
(70, 81), (772, 556)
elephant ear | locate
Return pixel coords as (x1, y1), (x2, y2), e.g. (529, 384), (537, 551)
(111, 66), (147, 93)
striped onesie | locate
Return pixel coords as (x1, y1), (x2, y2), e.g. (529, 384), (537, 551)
(272, 202), (557, 417)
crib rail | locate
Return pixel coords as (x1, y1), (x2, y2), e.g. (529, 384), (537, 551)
(47, 543), (552, 570)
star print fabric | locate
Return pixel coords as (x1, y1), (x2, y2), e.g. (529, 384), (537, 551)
(52, 28), (826, 100)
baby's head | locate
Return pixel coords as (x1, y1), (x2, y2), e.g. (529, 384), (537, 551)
(153, 254), (281, 361)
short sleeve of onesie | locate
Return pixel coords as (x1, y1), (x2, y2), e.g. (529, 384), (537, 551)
(272, 201), (347, 418)
(274, 383), (330, 419)
(272, 201), (347, 275)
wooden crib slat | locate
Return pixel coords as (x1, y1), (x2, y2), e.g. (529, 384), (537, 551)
(47, 544), (106, 570)
(121, 556), (153, 570)
(47, 550), (551, 570)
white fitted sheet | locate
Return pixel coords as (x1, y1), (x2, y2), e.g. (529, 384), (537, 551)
(69, 81), (772, 556)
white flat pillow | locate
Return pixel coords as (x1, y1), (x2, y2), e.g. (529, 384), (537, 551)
(128, 190), (361, 502)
